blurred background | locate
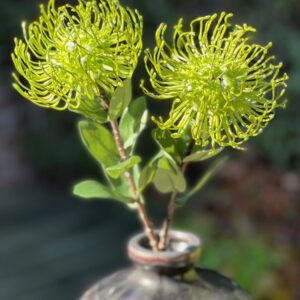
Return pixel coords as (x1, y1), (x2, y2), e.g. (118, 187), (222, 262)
(0, 0), (299, 299)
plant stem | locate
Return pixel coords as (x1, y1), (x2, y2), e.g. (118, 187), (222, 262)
(109, 120), (159, 252)
(98, 89), (159, 251)
(158, 163), (188, 250)
(158, 141), (194, 250)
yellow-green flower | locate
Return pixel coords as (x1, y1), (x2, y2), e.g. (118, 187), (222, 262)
(141, 12), (288, 149)
(12, 0), (142, 110)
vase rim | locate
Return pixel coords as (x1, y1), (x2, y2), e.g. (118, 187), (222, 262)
(127, 230), (201, 269)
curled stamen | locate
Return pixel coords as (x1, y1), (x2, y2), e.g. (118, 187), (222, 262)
(142, 12), (288, 149)
(12, 0), (143, 110)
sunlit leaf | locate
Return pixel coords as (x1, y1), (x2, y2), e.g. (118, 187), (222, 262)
(78, 120), (119, 166)
(73, 180), (116, 200)
(106, 155), (141, 179)
(183, 147), (224, 163)
(120, 96), (148, 151)
(152, 128), (189, 164)
(109, 78), (132, 120)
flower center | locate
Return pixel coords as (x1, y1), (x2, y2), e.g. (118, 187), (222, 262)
(183, 56), (248, 109)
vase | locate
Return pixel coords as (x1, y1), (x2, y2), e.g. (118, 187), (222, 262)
(80, 230), (252, 300)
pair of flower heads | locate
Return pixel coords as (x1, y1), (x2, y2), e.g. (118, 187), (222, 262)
(12, 0), (288, 250)
(12, 0), (288, 151)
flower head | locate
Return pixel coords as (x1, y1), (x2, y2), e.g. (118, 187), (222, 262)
(12, 0), (142, 110)
(141, 12), (288, 149)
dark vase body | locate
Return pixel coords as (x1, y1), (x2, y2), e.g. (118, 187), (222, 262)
(80, 231), (252, 300)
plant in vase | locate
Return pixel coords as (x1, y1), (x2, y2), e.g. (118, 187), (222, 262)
(11, 0), (288, 298)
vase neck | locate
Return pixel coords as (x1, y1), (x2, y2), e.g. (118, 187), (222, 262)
(127, 230), (201, 275)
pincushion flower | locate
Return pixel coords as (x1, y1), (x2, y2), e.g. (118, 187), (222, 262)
(141, 12), (288, 149)
(12, 0), (142, 110)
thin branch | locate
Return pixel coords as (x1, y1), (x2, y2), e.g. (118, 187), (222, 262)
(100, 89), (159, 252)
(110, 120), (159, 251)
(158, 141), (194, 250)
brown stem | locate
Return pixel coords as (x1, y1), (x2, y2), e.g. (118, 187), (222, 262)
(98, 89), (159, 251)
(109, 120), (159, 252)
(158, 163), (188, 250)
(158, 141), (195, 250)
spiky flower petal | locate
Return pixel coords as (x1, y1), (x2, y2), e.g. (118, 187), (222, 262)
(142, 12), (288, 149)
(12, 0), (142, 110)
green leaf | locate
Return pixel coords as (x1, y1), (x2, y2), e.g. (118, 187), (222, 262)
(138, 160), (157, 192)
(109, 79), (132, 120)
(73, 180), (132, 203)
(78, 120), (119, 167)
(70, 96), (108, 123)
(153, 156), (186, 194)
(104, 165), (144, 208)
(107, 176), (131, 199)
(102, 163), (138, 202)
(152, 128), (189, 164)
(177, 156), (229, 206)
(183, 147), (224, 163)
(106, 155), (141, 179)
(73, 180), (116, 200)
(119, 96), (148, 151)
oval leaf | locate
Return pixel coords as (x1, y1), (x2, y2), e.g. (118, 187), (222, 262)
(138, 161), (157, 192)
(153, 156), (186, 194)
(152, 128), (189, 164)
(183, 147), (224, 163)
(73, 180), (116, 200)
(119, 96), (148, 151)
(106, 155), (141, 179)
(78, 120), (119, 166)
(109, 79), (132, 120)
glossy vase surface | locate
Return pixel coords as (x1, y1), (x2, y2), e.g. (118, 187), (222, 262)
(80, 230), (252, 300)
